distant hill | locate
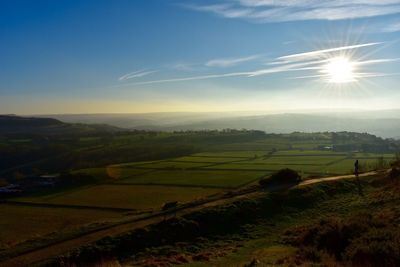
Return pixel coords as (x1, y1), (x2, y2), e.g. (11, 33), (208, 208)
(39, 111), (400, 138)
(0, 115), (122, 135)
(159, 114), (400, 139)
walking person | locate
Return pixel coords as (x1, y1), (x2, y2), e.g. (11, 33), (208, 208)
(354, 159), (359, 178)
(354, 159), (363, 196)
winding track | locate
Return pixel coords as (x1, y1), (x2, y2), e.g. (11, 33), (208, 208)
(0, 171), (379, 267)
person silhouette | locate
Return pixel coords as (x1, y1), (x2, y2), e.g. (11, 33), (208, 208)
(354, 159), (363, 196)
(354, 159), (359, 177)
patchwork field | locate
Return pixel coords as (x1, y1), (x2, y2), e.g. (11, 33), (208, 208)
(319, 158), (389, 174)
(249, 156), (345, 165)
(115, 170), (268, 188)
(16, 184), (221, 210)
(168, 156), (238, 163)
(273, 150), (347, 156)
(77, 150), (394, 186)
(48, 149), (394, 214)
(6, 147), (394, 255)
(192, 151), (270, 158)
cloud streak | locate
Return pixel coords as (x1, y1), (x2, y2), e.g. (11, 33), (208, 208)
(291, 72), (400, 80)
(355, 58), (400, 66)
(118, 54), (261, 84)
(117, 42), (398, 87)
(277, 42), (382, 61)
(118, 70), (157, 81)
(382, 21), (400, 32)
(183, 1), (400, 23)
(206, 54), (261, 67)
(119, 71), (253, 86)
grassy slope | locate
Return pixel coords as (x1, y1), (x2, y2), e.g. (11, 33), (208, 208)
(117, 174), (400, 267)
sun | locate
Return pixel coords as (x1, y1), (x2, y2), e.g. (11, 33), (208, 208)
(321, 56), (356, 83)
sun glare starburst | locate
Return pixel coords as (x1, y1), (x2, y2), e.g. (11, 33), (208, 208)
(321, 56), (356, 83)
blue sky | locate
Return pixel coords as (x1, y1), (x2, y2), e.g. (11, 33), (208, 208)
(1, 0), (400, 114)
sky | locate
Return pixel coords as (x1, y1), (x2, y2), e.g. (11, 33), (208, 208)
(1, 0), (400, 114)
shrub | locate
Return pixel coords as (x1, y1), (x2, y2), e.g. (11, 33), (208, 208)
(259, 168), (301, 188)
(344, 228), (400, 266)
(285, 186), (328, 208)
(297, 247), (323, 262)
(284, 211), (400, 266)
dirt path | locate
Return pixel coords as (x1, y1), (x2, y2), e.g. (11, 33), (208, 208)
(0, 171), (379, 267)
(299, 171), (377, 186)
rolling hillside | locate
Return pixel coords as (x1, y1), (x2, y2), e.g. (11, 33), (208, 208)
(0, 115), (122, 135)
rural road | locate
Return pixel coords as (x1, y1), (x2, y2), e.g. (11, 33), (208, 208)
(299, 171), (378, 186)
(0, 171), (379, 267)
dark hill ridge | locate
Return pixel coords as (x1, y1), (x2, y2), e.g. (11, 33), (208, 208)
(0, 115), (122, 135)
(0, 115), (63, 128)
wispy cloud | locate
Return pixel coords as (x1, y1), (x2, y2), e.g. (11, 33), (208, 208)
(248, 60), (326, 77)
(205, 54), (261, 67)
(382, 21), (400, 32)
(182, 1), (400, 23)
(119, 55), (261, 82)
(120, 72), (252, 86)
(117, 42), (398, 86)
(355, 58), (400, 66)
(169, 63), (197, 72)
(277, 42), (382, 61)
(118, 69), (157, 81)
(291, 72), (400, 80)
(237, 0), (400, 8)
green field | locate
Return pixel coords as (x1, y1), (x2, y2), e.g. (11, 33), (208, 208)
(74, 150), (395, 186)
(192, 151), (270, 158)
(0, 204), (123, 248)
(249, 156), (345, 165)
(131, 161), (213, 169)
(115, 170), (268, 188)
(273, 150), (347, 156)
(352, 152), (394, 159)
(112, 160), (213, 169)
(73, 167), (152, 180)
(205, 143), (291, 151)
(171, 156), (239, 163)
(320, 158), (389, 174)
(16, 184), (221, 210)
(22, 149), (394, 213)
(203, 162), (322, 174)
(111, 160), (163, 168)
